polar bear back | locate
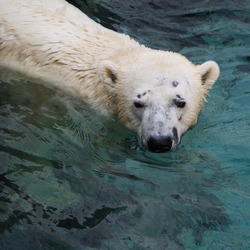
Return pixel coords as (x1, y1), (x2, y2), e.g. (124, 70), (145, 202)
(1, 0), (99, 29)
(0, 0), (131, 90)
(0, 0), (105, 46)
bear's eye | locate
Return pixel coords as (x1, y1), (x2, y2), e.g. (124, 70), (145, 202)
(174, 99), (186, 108)
(134, 102), (145, 108)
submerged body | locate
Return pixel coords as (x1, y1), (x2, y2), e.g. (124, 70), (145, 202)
(0, 0), (220, 152)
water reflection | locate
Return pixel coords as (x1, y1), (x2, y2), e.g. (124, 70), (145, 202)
(0, 79), (232, 249)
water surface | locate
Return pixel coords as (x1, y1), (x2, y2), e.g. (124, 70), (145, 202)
(0, 0), (250, 249)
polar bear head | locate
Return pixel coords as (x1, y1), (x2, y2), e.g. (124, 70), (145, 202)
(98, 50), (219, 153)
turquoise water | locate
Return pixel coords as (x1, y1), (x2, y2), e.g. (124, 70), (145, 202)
(0, 0), (250, 249)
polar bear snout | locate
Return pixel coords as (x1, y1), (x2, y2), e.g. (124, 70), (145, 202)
(143, 127), (179, 153)
(147, 135), (174, 153)
(139, 104), (180, 152)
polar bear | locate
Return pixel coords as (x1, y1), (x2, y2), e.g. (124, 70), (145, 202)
(0, 0), (220, 152)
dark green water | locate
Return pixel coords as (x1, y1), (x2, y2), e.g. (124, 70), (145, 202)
(0, 0), (250, 249)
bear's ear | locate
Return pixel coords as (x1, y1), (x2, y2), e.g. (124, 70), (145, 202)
(97, 61), (118, 88)
(198, 61), (220, 91)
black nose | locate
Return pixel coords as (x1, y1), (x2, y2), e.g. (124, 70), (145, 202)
(147, 135), (173, 153)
